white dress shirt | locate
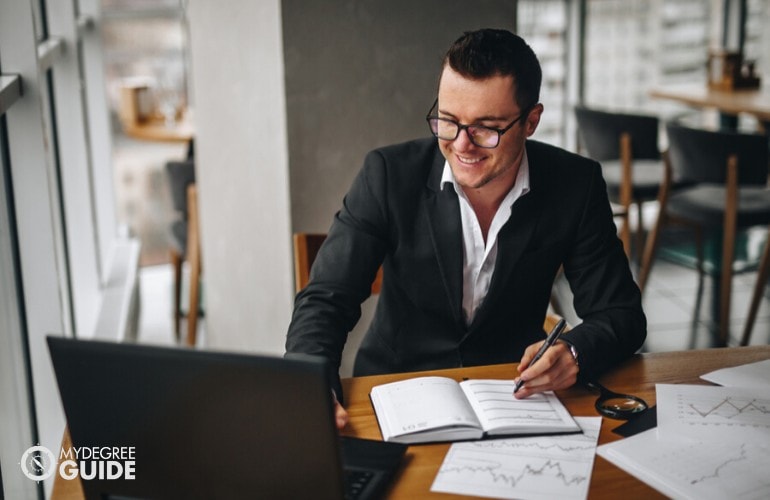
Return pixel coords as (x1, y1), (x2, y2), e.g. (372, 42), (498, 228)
(440, 153), (531, 325)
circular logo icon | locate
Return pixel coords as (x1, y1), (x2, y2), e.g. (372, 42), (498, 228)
(20, 445), (56, 481)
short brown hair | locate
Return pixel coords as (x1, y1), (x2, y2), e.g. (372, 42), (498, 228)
(442, 29), (542, 111)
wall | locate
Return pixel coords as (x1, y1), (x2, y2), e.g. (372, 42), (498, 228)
(282, 0), (515, 374)
(187, 0), (515, 357)
(188, 0), (293, 354)
(283, 0), (517, 233)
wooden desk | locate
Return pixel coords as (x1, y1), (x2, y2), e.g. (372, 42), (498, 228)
(51, 345), (770, 499)
(649, 83), (770, 129)
(340, 345), (770, 499)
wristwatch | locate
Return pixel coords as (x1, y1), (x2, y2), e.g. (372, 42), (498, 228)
(566, 343), (579, 367)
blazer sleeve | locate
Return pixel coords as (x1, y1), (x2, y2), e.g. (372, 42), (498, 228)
(285, 149), (391, 400)
(561, 162), (647, 381)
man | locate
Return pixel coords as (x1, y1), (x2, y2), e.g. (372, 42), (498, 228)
(286, 29), (646, 428)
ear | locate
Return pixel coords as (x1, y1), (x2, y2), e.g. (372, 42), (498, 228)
(524, 103), (544, 138)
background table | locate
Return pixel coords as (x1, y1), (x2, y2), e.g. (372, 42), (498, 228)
(649, 83), (770, 130)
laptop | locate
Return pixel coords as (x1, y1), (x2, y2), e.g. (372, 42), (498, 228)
(47, 337), (406, 500)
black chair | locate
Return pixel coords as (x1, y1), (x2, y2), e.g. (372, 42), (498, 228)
(165, 160), (197, 343)
(639, 122), (770, 345)
(574, 105), (666, 264)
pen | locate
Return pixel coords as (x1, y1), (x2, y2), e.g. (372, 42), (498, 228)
(513, 318), (567, 394)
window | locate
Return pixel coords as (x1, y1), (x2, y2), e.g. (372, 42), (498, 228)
(518, 0), (570, 147)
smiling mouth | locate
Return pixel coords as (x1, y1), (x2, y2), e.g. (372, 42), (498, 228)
(456, 154), (485, 165)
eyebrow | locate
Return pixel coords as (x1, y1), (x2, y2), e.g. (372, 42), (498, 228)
(437, 108), (513, 124)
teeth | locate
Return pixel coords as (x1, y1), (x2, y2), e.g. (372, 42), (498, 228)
(458, 156), (482, 164)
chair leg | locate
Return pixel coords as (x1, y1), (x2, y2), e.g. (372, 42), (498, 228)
(741, 225), (770, 346)
(170, 249), (182, 341)
(718, 155), (739, 346)
(638, 211), (661, 294)
(635, 201), (645, 264)
(187, 253), (201, 347)
(186, 184), (201, 347)
(638, 151), (672, 294)
(619, 133), (633, 260)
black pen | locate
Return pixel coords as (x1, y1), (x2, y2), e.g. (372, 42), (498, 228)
(513, 318), (567, 394)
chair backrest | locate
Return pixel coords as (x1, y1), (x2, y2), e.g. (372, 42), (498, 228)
(665, 122), (769, 185)
(293, 233), (382, 294)
(574, 105), (660, 161)
(165, 160), (196, 216)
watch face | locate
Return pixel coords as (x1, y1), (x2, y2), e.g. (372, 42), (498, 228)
(20, 446), (56, 481)
(569, 345), (579, 365)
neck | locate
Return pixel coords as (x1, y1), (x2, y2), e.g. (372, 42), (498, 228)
(462, 173), (517, 242)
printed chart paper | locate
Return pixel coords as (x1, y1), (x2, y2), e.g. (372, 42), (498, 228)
(656, 383), (770, 442)
(598, 384), (770, 499)
(597, 428), (770, 500)
(431, 417), (601, 500)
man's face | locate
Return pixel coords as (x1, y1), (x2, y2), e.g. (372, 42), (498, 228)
(436, 65), (542, 196)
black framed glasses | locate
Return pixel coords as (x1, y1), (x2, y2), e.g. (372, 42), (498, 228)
(425, 98), (530, 149)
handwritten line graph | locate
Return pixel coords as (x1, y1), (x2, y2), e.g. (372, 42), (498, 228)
(432, 417), (600, 500)
(438, 455), (589, 487)
(656, 384), (770, 440)
(688, 397), (770, 419)
(676, 393), (770, 428)
(688, 443), (748, 485)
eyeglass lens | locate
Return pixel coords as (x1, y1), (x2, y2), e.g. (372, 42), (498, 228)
(429, 118), (499, 148)
(585, 381), (648, 420)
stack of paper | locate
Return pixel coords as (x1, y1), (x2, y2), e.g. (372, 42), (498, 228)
(597, 361), (770, 499)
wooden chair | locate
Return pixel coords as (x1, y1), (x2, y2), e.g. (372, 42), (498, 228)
(165, 160), (201, 346)
(292, 233), (382, 293)
(638, 122), (770, 345)
(574, 105), (667, 263)
(184, 184), (202, 346)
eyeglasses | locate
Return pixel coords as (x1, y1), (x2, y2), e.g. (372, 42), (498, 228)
(425, 98), (530, 149)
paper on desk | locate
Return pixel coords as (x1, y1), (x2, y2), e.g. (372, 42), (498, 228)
(430, 416), (601, 500)
(597, 428), (770, 500)
(597, 383), (770, 499)
(700, 359), (770, 388)
(656, 383), (770, 443)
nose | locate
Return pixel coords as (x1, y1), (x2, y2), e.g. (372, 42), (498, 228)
(452, 127), (476, 150)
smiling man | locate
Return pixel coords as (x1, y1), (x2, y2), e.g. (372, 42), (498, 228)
(286, 29), (646, 428)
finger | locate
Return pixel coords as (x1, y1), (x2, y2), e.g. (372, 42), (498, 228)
(335, 401), (349, 430)
(517, 341), (545, 373)
(514, 348), (577, 398)
(520, 343), (567, 380)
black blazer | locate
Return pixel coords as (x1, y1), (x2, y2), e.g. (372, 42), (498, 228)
(287, 138), (646, 397)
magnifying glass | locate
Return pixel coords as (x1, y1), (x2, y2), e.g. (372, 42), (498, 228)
(584, 381), (648, 419)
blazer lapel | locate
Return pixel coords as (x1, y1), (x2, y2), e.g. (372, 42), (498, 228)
(423, 154), (464, 326)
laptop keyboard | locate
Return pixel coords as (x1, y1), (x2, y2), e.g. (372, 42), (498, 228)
(344, 469), (375, 500)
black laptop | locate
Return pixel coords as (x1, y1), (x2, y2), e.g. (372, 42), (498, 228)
(47, 337), (406, 500)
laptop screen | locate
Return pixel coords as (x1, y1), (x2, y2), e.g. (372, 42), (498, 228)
(47, 337), (347, 499)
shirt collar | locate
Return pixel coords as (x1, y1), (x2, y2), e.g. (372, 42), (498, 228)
(440, 149), (531, 200)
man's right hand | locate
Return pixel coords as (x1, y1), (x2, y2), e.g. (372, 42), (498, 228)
(334, 397), (349, 429)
